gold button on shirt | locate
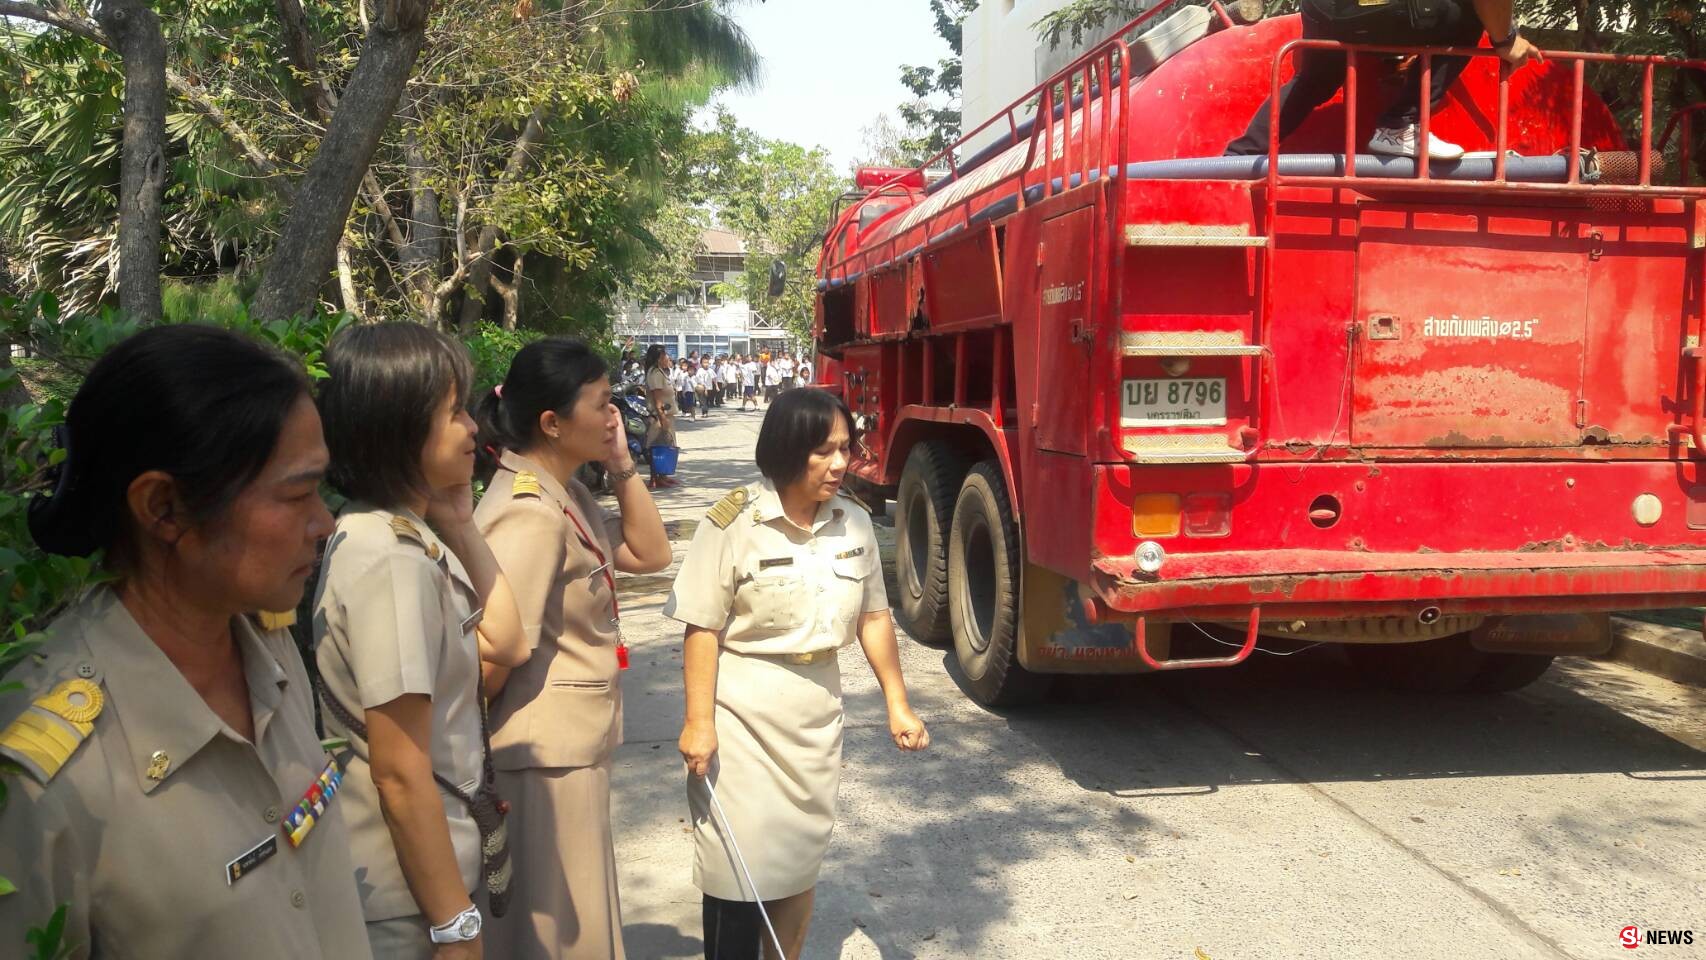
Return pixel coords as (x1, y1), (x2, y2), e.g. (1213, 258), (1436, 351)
(0, 587), (372, 960)
(664, 480), (887, 654)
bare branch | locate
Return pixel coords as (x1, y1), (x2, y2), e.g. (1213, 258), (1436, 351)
(0, 1), (108, 47)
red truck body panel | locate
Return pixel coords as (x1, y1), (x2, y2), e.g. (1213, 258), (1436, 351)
(813, 6), (1706, 672)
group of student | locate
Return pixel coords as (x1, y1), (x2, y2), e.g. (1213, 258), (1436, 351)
(0, 320), (927, 960)
(624, 348), (812, 420)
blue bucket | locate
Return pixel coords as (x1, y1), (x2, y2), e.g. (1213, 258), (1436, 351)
(650, 445), (680, 476)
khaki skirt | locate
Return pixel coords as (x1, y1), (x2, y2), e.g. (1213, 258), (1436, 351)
(689, 649), (843, 902)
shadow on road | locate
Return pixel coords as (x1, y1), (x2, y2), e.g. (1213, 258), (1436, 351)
(999, 646), (1706, 793)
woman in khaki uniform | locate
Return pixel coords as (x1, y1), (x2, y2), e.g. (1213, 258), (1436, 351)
(0, 326), (371, 959)
(314, 324), (530, 960)
(642, 345), (679, 489)
(472, 338), (672, 960)
(666, 389), (930, 960)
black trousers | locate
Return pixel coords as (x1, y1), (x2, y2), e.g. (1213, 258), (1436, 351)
(703, 895), (763, 960)
(1225, 0), (1483, 156)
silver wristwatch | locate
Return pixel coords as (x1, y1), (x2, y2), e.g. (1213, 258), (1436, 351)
(428, 904), (482, 944)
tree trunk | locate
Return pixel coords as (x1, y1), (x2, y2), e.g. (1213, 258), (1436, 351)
(491, 251), (523, 331)
(252, 0), (434, 323)
(400, 123), (445, 315)
(336, 236), (364, 320)
(456, 107), (548, 332)
(95, 0), (167, 325)
(1574, 0), (1600, 53)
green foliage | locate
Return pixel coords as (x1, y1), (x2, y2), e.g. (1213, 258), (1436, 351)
(1034, 0), (1153, 51)
(0, 364), (95, 661)
(23, 904), (72, 960)
(897, 0), (974, 161)
(0, 0), (760, 329)
(691, 111), (846, 342)
(462, 322), (542, 394)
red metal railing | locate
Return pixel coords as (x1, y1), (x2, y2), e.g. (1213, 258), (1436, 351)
(818, 0), (1247, 286)
(1259, 41), (1706, 459)
(1263, 41), (1706, 195)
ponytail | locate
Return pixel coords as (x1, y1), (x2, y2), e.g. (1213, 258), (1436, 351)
(475, 337), (609, 483)
(472, 386), (513, 484)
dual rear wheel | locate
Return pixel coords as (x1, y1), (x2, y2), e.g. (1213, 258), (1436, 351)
(895, 445), (1045, 706)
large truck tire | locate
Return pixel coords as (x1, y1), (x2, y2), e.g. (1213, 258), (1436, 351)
(1463, 651), (1557, 693)
(1344, 633), (1555, 694)
(948, 462), (1049, 705)
(894, 443), (965, 646)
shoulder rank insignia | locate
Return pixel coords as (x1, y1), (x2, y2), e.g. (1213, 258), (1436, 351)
(0, 678), (104, 783)
(512, 471), (543, 498)
(255, 610), (296, 630)
(706, 487), (751, 530)
(390, 515), (442, 560)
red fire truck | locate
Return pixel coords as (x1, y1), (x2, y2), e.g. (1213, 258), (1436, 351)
(811, 1), (1706, 704)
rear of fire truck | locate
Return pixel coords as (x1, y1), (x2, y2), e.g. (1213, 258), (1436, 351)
(813, 0), (1706, 705)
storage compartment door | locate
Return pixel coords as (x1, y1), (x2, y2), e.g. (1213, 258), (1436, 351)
(1035, 207), (1098, 455)
(1353, 204), (1590, 449)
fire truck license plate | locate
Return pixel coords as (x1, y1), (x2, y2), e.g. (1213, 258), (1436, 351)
(1121, 378), (1227, 427)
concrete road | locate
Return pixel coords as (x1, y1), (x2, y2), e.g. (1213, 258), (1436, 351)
(610, 408), (1706, 960)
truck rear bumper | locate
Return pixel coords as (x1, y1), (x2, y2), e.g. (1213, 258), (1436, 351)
(1089, 549), (1706, 620)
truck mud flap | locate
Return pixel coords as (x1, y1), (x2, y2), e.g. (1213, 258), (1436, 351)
(1019, 563), (1158, 673)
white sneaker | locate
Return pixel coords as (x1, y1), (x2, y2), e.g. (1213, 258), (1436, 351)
(1368, 124), (1465, 160)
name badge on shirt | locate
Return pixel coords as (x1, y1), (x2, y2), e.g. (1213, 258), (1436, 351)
(460, 607), (484, 635)
(225, 834), (279, 885)
(759, 557), (794, 570)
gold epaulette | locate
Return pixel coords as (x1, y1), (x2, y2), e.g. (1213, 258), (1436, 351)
(705, 487), (751, 530)
(512, 471), (543, 498)
(0, 678), (104, 784)
(390, 515), (442, 560)
(256, 610), (297, 630)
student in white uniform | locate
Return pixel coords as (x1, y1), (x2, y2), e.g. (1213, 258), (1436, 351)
(739, 357), (760, 410)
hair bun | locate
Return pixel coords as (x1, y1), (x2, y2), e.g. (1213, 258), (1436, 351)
(27, 425), (100, 558)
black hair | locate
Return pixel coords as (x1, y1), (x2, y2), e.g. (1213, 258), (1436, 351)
(28, 325), (310, 565)
(319, 322), (473, 508)
(754, 388), (856, 488)
(473, 337), (609, 481)
(643, 344), (667, 372)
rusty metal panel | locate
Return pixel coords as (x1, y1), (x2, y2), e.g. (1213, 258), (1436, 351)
(1579, 207), (1691, 448)
(1353, 205), (1590, 448)
(920, 225), (1004, 333)
(869, 266), (910, 338)
(1035, 207), (1098, 455)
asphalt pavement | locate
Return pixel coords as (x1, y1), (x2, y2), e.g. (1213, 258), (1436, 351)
(609, 406), (1706, 960)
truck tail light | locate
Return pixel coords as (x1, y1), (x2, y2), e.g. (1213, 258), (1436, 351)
(1183, 493), (1233, 538)
(1132, 493), (1181, 537)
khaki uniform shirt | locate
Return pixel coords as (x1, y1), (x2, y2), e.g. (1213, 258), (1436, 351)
(311, 504), (483, 921)
(474, 451), (624, 770)
(664, 480), (887, 654)
(645, 366), (677, 415)
(0, 586), (372, 960)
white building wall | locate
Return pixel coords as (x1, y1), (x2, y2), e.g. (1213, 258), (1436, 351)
(960, 0), (1158, 155)
(612, 299), (796, 355)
